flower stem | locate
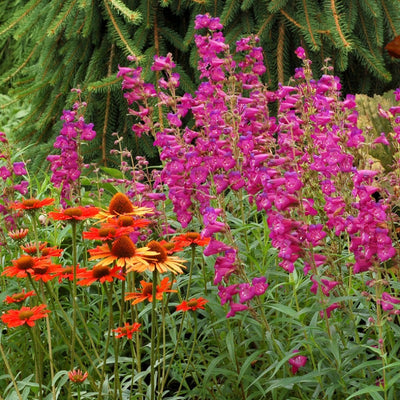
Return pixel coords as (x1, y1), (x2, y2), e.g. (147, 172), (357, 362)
(150, 269), (158, 400)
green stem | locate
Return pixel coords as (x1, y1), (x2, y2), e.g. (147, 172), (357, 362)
(150, 270), (158, 400)
(0, 340), (23, 400)
(185, 246), (196, 300)
(71, 222), (78, 370)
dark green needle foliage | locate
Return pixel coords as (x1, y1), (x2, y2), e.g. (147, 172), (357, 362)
(0, 0), (400, 170)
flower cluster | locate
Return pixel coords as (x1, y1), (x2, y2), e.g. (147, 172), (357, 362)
(47, 96), (96, 207)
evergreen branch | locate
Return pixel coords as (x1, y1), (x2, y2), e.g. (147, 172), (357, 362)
(103, 0), (141, 58)
(329, 0), (352, 48)
(257, 14), (275, 38)
(47, 0), (78, 36)
(302, 0), (319, 50)
(220, 0), (241, 26)
(380, 0), (398, 36)
(268, 0), (290, 13)
(280, 9), (304, 30)
(106, 0), (142, 24)
(277, 21), (285, 84)
(240, 0), (255, 11)
(87, 76), (123, 93)
(0, 0), (42, 37)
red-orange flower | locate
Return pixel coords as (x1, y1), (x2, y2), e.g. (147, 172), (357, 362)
(88, 235), (157, 270)
(8, 228), (29, 240)
(83, 225), (133, 241)
(172, 232), (211, 248)
(176, 297), (208, 312)
(1, 304), (50, 328)
(158, 239), (186, 254)
(56, 265), (87, 282)
(95, 192), (153, 222)
(30, 261), (63, 282)
(21, 241), (48, 255)
(4, 289), (35, 304)
(48, 206), (99, 221)
(2, 255), (47, 278)
(76, 265), (125, 286)
(10, 198), (54, 211)
(68, 369), (88, 384)
(113, 322), (141, 339)
(125, 277), (177, 305)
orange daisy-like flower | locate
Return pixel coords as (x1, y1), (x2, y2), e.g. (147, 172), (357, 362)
(158, 239), (186, 254)
(20, 242), (63, 258)
(4, 289), (35, 304)
(125, 277), (177, 305)
(21, 241), (48, 255)
(88, 235), (157, 270)
(172, 232), (211, 248)
(76, 265), (125, 286)
(113, 322), (141, 339)
(176, 297), (208, 312)
(68, 369), (88, 384)
(1, 304), (50, 328)
(48, 206), (99, 221)
(8, 228), (29, 240)
(10, 197), (54, 211)
(95, 192), (153, 222)
(2, 255), (48, 278)
(128, 240), (186, 275)
(56, 265), (87, 282)
(83, 225), (133, 242)
(30, 261), (63, 282)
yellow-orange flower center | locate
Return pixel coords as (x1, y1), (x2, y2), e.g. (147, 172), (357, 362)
(22, 199), (38, 208)
(186, 232), (200, 240)
(98, 227), (116, 237)
(109, 193), (134, 215)
(118, 216), (134, 227)
(41, 248), (51, 256)
(147, 241), (168, 263)
(142, 282), (153, 296)
(92, 265), (111, 279)
(162, 242), (175, 251)
(63, 267), (73, 274)
(111, 236), (136, 258)
(187, 299), (199, 307)
(15, 255), (35, 270)
(19, 310), (34, 320)
(63, 207), (83, 217)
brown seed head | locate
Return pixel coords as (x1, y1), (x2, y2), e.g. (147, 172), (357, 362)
(15, 255), (35, 270)
(92, 265), (111, 279)
(111, 236), (136, 258)
(147, 241), (168, 263)
(19, 310), (34, 320)
(109, 193), (134, 215)
(63, 207), (83, 217)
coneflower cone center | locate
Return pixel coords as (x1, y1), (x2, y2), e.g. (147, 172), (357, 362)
(162, 242), (175, 251)
(33, 265), (48, 275)
(142, 283), (153, 296)
(16, 255), (34, 270)
(111, 236), (136, 258)
(99, 227), (116, 237)
(147, 241), (168, 262)
(19, 310), (34, 320)
(118, 216), (134, 227)
(63, 207), (83, 217)
(22, 199), (38, 208)
(109, 193), (134, 215)
(186, 232), (200, 240)
(92, 265), (111, 279)
(187, 299), (199, 307)
(12, 293), (25, 301)
(63, 267), (73, 274)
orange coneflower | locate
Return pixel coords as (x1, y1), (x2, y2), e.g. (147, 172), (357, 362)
(2, 255), (48, 278)
(76, 265), (125, 286)
(176, 297), (208, 312)
(125, 277), (177, 305)
(30, 261), (63, 282)
(56, 265), (87, 282)
(21, 242), (63, 258)
(158, 239), (186, 254)
(8, 228), (29, 240)
(112, 322), (141, 339)
(88, 235), (157, 270)
(83, 225), (133, 242)
(68, 369), (88, 384)
(1, 304), (50, 328)
(172, 232), (211, 248)
(4, 289), (35, 304)
(128, 240), (186, 275)
(95, 192), (153, 222)
(10, 197), (54, 211)
(48, 206), (99, 221)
